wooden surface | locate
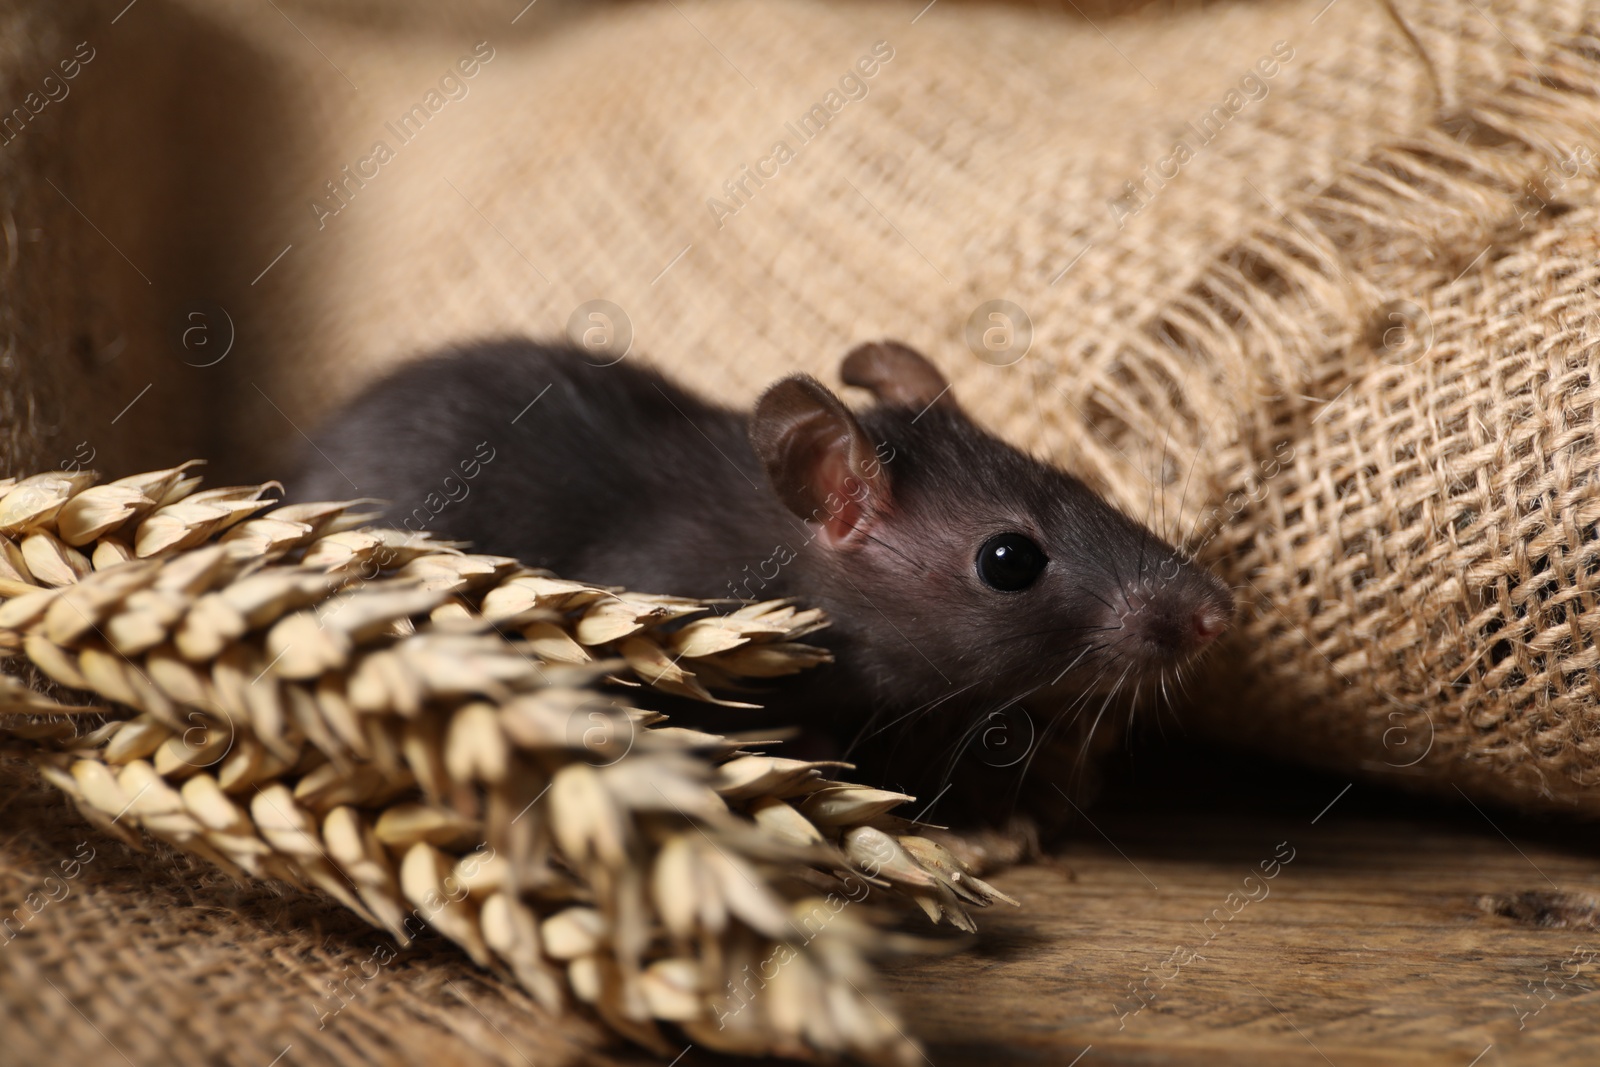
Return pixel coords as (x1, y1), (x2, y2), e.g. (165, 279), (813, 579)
(8, 740), (1598, 1067)
(867, 746), (1600, 1067)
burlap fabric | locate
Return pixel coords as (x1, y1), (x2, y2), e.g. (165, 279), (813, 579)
(222, 0), (1600, 815)
(7, 0), (1600, 1062)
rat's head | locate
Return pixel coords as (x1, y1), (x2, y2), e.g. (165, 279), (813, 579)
(748, 340), (1234, 712)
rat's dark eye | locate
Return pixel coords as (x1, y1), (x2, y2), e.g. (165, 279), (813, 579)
(976, 532), (1048, 591)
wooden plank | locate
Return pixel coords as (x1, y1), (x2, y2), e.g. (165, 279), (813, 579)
(878, 749), (1600, 1066)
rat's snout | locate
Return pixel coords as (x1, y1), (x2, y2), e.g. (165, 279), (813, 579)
(1106, 571), (1235, 662)
(1189, 589), (1234, 649)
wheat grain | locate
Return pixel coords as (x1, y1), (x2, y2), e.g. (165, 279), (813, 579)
(0, 462), (1019, 1064)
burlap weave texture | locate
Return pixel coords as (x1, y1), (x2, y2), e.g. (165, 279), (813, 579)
(230, 0), (1600, 814)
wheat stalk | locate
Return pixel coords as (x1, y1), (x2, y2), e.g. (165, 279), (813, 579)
(0, 462), (1017, 1064)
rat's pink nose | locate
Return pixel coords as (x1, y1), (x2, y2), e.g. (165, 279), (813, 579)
(1191, 602), (1231, 647)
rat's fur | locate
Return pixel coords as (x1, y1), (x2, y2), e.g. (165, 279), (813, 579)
(295, 340), (1233, 799)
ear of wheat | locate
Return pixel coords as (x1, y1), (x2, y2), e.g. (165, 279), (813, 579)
(0, 463), (1018, 1064)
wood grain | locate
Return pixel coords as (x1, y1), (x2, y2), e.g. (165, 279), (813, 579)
(876, 748), (1600, 1067)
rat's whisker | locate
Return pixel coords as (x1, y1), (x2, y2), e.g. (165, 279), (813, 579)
(846, 680), (982, 755)
(1003, 675), (1088, 810)
(971, 623), (1115, 650)
(1157, 420), (1174, 544)
(1052, 640), (1104, 682)
(859, 529), (922, 571)
(1073, 663), (1132, 785)
(1173, 440), (1203, 547)
(1125, 677), (1144, 750)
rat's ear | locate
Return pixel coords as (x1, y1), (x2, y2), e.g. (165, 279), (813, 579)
(840, 340), (956, 413)
(749, 375), (890, 549)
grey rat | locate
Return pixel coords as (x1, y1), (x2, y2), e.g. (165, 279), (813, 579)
(294, 339), (1233, 796)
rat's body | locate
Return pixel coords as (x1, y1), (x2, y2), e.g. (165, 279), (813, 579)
(296, 340), (1233, 796)
(300, 343), (798, 599)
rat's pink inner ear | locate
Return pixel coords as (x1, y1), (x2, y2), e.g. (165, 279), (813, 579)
(802, 431), (882, 547)
(749, 375), (890, 548)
